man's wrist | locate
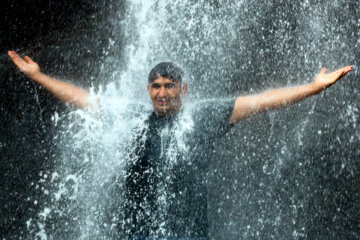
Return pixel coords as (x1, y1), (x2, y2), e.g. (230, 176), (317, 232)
(27, 71), (43, 81)
(310, 81), (326, 94)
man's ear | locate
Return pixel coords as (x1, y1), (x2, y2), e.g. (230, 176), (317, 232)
(147, 84), (150, 93)
(181, 82), (188, 97)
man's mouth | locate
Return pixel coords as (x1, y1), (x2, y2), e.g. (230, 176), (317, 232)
(157, 98), (169, 106)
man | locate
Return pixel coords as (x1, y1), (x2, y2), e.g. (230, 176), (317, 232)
(6, 51), (353, 123)
(7, 50), (353, 239)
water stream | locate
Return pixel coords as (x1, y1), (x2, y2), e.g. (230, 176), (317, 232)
(4, 0), (359, 239)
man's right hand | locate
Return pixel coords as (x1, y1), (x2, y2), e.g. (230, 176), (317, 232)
(8, 51), (41, 79)
(7, 50), (94, 109)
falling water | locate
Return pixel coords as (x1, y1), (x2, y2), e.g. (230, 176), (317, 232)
(5, 0), (359, 239)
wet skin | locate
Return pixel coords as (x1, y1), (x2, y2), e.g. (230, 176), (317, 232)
(147, 77), (188, 116)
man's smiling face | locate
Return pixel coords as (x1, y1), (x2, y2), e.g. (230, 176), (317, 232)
(147, 76), (187, 116)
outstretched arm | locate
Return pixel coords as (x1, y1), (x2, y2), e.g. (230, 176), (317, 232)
(229, 66), (353, 124)
(8, 51), (95, 109)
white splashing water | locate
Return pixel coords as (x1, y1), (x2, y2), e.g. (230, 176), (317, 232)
(26, 0), (359, 239)
(30, 2), (239, 238)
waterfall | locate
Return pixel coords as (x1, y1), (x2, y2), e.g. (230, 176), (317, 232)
(3, 0), (359, 239)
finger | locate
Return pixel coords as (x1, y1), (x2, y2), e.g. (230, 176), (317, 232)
(24, 56), (34, 64)
(320, 67), (327, 74)
(9, 51), (23, 62)
(337, 70), (345, 79)
(7, 50), (17, 61)
(8, 51), (26, 68)
(336, 66), (352, 78)
(330, 66), (351, 79)
(337, 66), (353, 74)
(8, 50), (21, 59)
(342, 65), (353, 75)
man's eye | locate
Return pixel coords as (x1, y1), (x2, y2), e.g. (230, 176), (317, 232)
(166, 84), (176, 88)
(152, 84), (160, 88)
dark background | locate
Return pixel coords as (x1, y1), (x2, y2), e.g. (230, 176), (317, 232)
(1, 0), (359, 239)
(0, 0), (124, 238)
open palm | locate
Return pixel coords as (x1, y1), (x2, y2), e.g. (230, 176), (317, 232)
(8, 51), (40, 78)
(314, 66), (353, 89)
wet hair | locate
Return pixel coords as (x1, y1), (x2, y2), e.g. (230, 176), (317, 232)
(148, 62), (184, 84)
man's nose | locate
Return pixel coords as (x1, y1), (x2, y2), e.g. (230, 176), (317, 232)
(158, 87), (167, 97)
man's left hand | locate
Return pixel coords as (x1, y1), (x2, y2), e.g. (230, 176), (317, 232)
(313, 65), (353, 90)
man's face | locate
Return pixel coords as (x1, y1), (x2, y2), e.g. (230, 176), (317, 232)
(147, 76), (187, 116)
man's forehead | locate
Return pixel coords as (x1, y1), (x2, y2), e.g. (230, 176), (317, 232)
(150, 77), (179, 85)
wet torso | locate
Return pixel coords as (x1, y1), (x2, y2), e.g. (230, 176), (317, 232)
(124, 99), (235, 238)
